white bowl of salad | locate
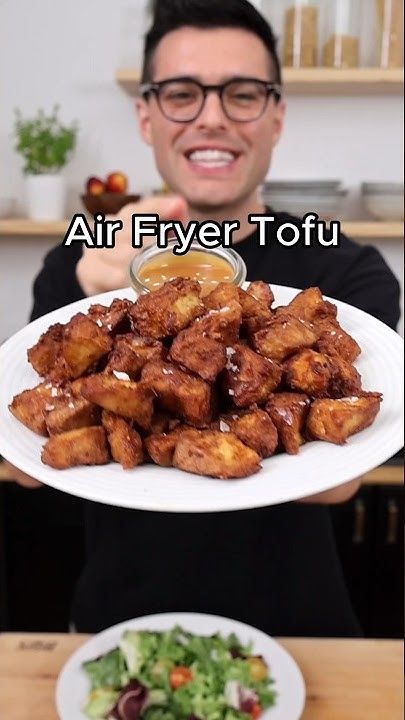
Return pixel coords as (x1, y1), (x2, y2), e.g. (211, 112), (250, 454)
(56, 613), (305, 720)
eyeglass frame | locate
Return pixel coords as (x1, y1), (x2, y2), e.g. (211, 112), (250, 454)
(139, 76), (283, 123)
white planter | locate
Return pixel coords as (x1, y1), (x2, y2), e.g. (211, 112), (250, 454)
(25, 174), (66, 221)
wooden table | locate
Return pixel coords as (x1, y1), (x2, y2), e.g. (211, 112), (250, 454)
(0, 634), (402, 719)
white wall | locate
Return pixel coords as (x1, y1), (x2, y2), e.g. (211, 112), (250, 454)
(0, 0), (403, 341)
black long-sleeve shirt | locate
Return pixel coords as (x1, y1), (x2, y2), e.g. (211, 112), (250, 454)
(31, 212), (400, 634)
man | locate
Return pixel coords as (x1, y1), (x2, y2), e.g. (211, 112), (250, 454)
(11, 0), (399, 635)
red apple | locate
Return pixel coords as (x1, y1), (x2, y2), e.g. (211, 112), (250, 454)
(86, 176), (105, 195)
(105, 172), (128, 194)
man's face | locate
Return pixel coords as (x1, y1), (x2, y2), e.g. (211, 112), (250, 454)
(137, 26), (285, 212)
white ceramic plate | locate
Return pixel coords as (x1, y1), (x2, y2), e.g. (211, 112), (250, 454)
(0, 285), (403, 512)
(56, 612), (306, 720)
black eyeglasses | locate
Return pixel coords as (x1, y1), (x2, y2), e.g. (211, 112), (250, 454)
(140, 77), (282, 123)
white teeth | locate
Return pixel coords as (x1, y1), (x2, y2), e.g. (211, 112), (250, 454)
(189, 149), (235, 164)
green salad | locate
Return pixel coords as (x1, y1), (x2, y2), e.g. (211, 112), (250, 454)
(83, 625), (276, 720)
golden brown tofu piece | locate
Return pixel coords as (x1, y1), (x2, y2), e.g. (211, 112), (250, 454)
(191, 302), (242, 346)
(141, 360), (212, 427)
(236, 287), (273, 336)
(145, 425), (196, 467)
(222, 343), (282, 407)
(9, 382), (65, 436)
(27, 323), (64, 377)
(315, 317), (361, 363)
(307, 393), (382, 445)
(284, 287), (337, 323)
(265, 392), (311, 454)
(130, 278), (204, 339)
(105, 334), (164, 379)
(77, 374), (154, 429)
(41, 426), (110, 469)
(173, 429), (261, 479)
(101, 410), (143, 469)
(203, 282), (240, 310)
(46, 396), (101, 435)
(222, 409), (278, 458)
(327, 355), (362, 398)
(88, 298), (133, 335)
(62, 313), (112, 378)
(284, 349), (332, 397)
(169, 328), (226, 382)
(253, 315), (317, 362)
(247, 281), (274, 308)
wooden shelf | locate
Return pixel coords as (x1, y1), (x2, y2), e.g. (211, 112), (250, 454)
(282, 67), (403, 95)
(1, 218), (402, 240)
(341, 222), (403, 239)
(116, 67), (404, 97)
(0, 219), (69, 237)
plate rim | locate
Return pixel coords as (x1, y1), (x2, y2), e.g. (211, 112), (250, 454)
(55, 610), (306, 720)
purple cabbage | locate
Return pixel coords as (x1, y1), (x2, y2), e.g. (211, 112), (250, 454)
(108, 680), (148, 720)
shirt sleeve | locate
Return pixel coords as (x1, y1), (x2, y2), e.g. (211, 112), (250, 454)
(30, 243), (86, 321)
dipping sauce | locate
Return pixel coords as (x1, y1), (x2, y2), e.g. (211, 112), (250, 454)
(138, 250), (234, 293)
(130, 241), (247, 295)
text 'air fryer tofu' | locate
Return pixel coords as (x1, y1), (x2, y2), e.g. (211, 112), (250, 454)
(10, 281), (382, 478)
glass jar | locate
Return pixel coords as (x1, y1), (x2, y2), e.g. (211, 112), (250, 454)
(283, 0), (320, 67)
(375, 0), (404, 68)
(322, 0), (361, 68)
(129, 240), (247, 296)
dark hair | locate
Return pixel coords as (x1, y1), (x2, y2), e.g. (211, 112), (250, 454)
(142, 0), (282, 85)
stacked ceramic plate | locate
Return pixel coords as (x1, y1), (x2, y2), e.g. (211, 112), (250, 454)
(361, 182), (404, 221)
(261, 180), (347, 220)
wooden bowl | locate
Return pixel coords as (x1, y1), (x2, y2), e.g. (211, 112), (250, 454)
(81, 193), (141, 215)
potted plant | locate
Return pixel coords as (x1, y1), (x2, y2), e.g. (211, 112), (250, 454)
(14, 106), (78, 221)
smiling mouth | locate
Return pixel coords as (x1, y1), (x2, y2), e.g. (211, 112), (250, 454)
(185, 148), (239, 168)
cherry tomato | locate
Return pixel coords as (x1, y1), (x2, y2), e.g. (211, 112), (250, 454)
(170, 665), (193, 690)
(251, 702), (262, 719)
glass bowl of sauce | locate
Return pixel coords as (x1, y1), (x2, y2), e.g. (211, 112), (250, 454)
(129, 241), (247, 295)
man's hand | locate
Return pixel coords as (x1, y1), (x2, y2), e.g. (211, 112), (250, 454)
(76, 195), (188, 296)
(298, 477), (362, 504)
(1, 461), (43, 488)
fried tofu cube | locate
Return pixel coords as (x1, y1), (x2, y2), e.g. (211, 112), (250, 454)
(105, 334), (164, 379)
(222, 409), (278, 458)
(315, 317), (361, 363)
(130, 278), (204, 339)
(307, 393), (382, 445)
(284, 349), (332, 397)
(265, 392), (311, 454)
(88, 298), (133, 335)
(101, 410), (143, 469)
(77, 374), (154, 429)
(173, 429), (261, 478)
(203, 282), (240, 310)
(46, 397), (101, 435)
(284, 287), (337, 323)
(62, 313), (112, 378)
(9, 382), (65, 436)
(236, 287), (273, 336)
(247, 281), (274, 308)
(327, 355), (362, 398)
(27, 323), (64, 377)
(145, 425), (196, 467)
(222, 343), (282, 407)
(253, 315), (318, 362)
(191, 302), (242, 346)
(141, 360), (213, 426)
(41, 426), (110, 469)
(169, 328), (226, 382)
